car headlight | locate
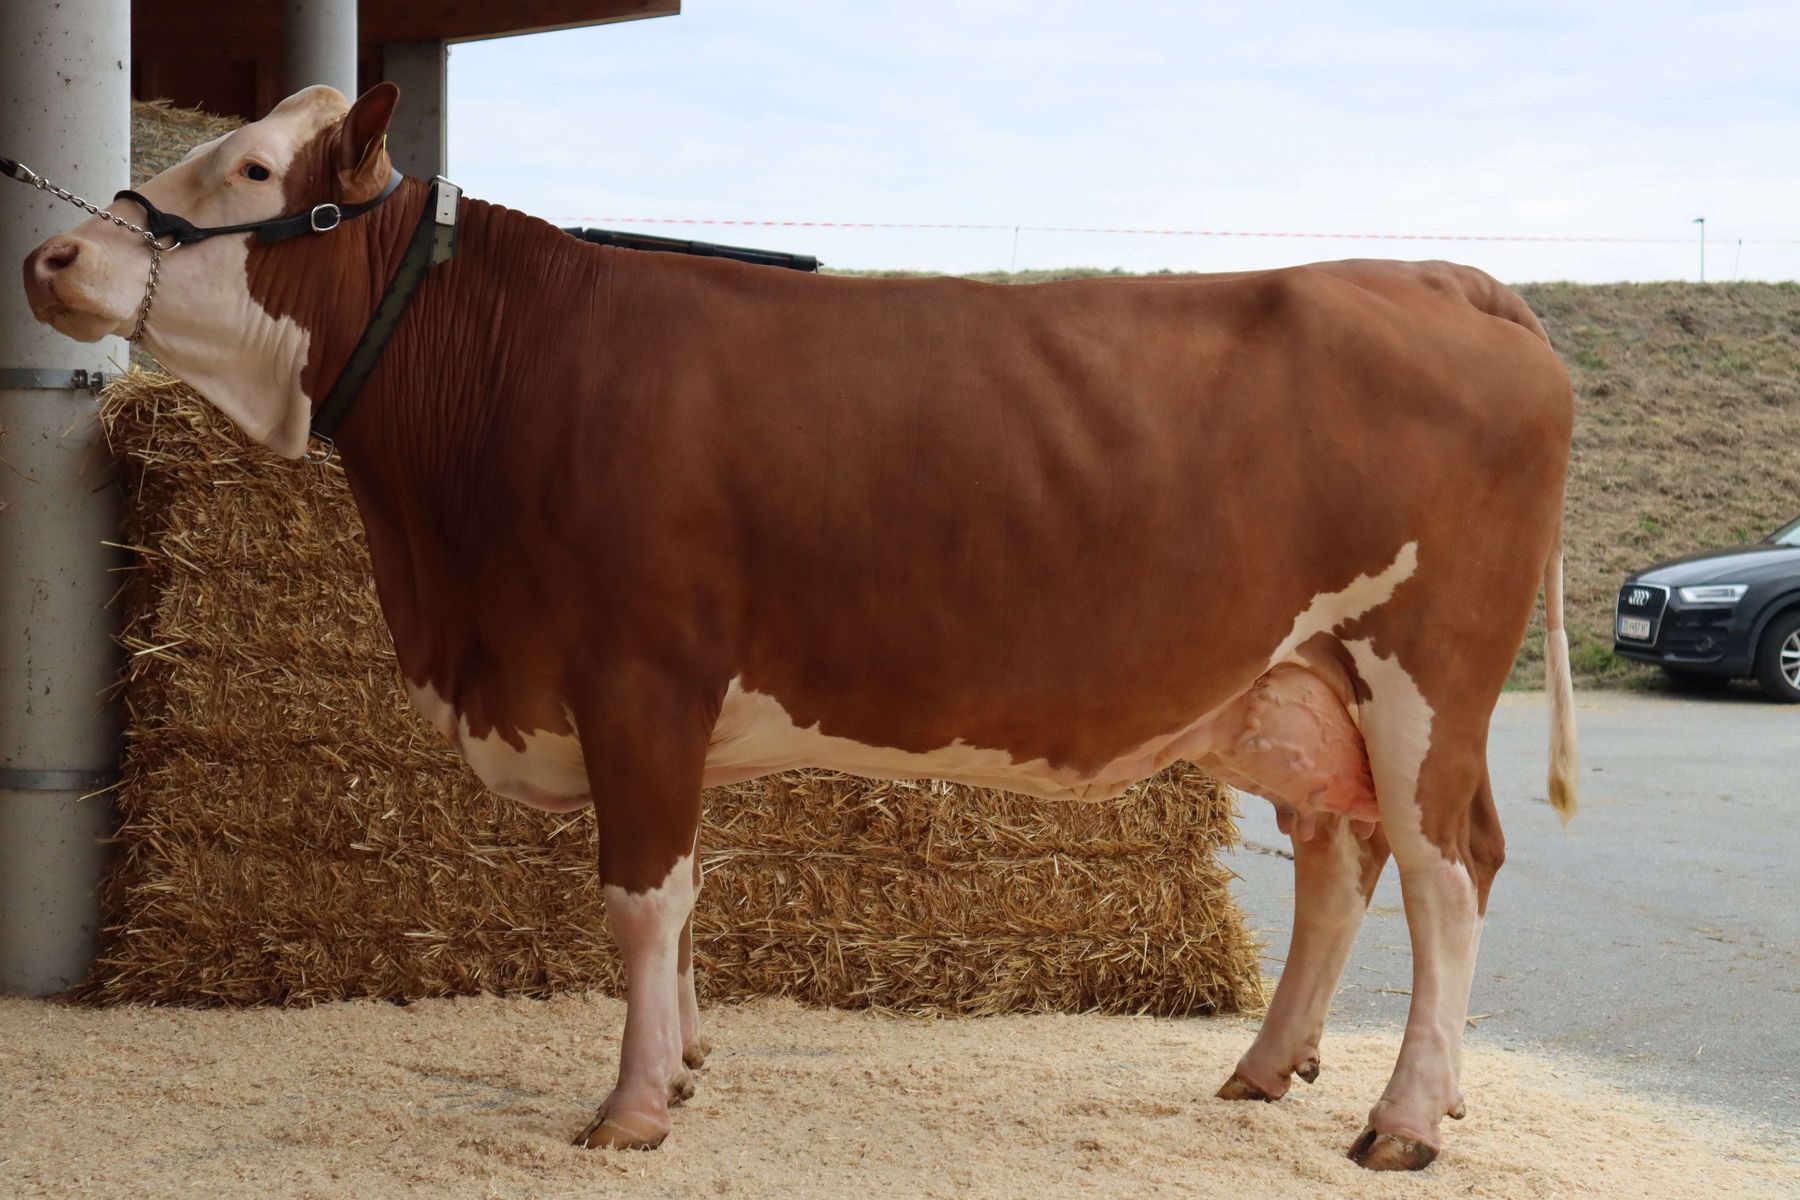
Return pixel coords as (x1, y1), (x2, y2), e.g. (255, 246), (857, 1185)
(1677, 583), (1748, 604)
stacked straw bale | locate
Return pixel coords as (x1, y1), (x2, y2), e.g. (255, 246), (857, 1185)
(75, 102), (1265, 1015)
(131, 100), (241, 184)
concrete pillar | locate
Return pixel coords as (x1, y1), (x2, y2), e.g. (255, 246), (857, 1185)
(383, 41), (449, 178)
(282, 0), (359, 99)
(0, 0), (129, 996)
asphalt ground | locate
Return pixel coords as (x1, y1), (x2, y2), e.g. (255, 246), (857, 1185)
(1227, 686), (1799, 1141)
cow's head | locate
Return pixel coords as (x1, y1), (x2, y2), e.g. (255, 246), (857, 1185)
(22, 84), (402, 458)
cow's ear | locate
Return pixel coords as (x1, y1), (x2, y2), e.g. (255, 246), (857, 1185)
(335, 82), (400, 202)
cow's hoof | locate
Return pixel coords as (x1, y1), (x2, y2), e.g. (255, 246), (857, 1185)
(1215, 1072), (1280, 1102)
(1347, 1128), (1438, 1171)
(669, 1069), (696, 1105)
(1294, 1056), (1321, 1084)
(683, 1036), (712, 1070)
(575, 1107), (669, 1151)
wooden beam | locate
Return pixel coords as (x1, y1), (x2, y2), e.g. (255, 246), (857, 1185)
(131, 0), (676, 51)
(131, 0), (677, 119)
(368, 0), (679, 44)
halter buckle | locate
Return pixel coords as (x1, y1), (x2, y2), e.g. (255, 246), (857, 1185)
(309, 203), (342, 233)
(302, 433), (337, 466)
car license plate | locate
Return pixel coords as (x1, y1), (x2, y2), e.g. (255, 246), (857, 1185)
(1618, 615), (1652, 641)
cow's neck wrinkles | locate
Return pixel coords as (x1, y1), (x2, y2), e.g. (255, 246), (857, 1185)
(335, 194), (613, 500)
(324, 195), (618, 711)
(249, 175), (429, 409)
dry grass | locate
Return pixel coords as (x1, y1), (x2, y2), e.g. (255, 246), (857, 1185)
(87, 370), (1262, 1015)
(1513, 281), (1800, 687)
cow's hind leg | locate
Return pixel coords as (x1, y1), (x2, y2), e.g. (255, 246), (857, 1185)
(1345, 646), (1503, 1171)
(678, 853), (710, 1070)
(572, 678), (711, 1152)
(1219, 814), (1389, 1101)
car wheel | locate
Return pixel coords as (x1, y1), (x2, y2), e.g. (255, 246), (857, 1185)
(1661, 667), (1730, 694)
(1753, 610), (1800, 703)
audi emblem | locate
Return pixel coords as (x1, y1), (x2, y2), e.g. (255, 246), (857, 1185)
(1628, 587), (1652, 606)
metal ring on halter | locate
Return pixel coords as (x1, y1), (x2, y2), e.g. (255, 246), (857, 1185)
(302, 434), (337, 466)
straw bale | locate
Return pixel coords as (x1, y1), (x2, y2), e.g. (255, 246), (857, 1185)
(78, 100), (1263, 1015)
(131, 100), (241, 185)
(86, 367), (1262, 1015)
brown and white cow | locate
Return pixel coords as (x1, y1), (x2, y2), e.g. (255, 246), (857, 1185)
(23, 85), (1577, 1170)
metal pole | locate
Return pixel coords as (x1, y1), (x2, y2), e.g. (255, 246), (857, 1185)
(282, 0), (360, 99)
(1693, 217), (1706, 283)
(0, 0), (128, 996)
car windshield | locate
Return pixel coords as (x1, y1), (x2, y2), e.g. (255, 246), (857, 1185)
(1770, 514), (1800, 546)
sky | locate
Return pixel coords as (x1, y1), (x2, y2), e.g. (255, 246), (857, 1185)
(446, 1), (1800, 282)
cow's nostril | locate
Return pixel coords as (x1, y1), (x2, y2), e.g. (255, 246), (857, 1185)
(41, 242), (80, 273)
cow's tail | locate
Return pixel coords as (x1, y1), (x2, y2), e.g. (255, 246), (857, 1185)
(1543, 519), (1579, 825)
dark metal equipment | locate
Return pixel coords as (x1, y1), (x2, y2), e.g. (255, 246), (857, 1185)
(562, 226), (818, 273)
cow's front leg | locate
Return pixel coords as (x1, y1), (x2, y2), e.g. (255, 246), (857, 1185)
(572, 676), (712, 1152)
(1219, 812), (1388, 1101)
(576, 844), (699, 1150)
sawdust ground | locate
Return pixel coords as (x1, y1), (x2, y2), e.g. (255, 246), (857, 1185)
(2, 993), (1793, 1200)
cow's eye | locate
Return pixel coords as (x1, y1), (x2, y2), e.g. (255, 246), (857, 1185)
(241, 163), (271, 182)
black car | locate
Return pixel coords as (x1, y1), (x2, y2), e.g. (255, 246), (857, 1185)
(1613, 513), (1800, 701)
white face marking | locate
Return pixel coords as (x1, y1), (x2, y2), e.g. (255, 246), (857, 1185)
(138, 234), (316, 456)
(27, 86), (352, 458)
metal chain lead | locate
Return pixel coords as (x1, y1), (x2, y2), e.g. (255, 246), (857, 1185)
(18, 162), (169, 342)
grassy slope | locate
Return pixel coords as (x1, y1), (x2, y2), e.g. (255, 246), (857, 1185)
(1513, 282), (1800, 686)
(833, 270), (1800, 687)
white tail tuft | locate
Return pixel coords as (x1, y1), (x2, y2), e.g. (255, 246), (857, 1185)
(1543, 527), (1579, 826)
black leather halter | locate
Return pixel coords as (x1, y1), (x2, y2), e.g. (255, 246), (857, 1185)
(112, 169), (404, 247)
(306, 175), (461, 455)
(4, 153), (460, 461)
(121, 169), (462, 462)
